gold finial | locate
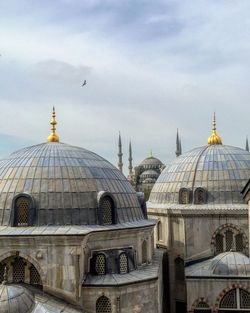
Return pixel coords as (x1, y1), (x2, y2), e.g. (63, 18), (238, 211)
(47, 107), (59, 143)
(207, 112), (222, 145)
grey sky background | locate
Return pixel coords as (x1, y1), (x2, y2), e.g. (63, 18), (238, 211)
(0, 0), (250, 173)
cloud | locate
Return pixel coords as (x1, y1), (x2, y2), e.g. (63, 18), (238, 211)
(0, 0), (250, 173)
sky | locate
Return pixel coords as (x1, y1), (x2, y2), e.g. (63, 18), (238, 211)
(1, 0), (250, 172)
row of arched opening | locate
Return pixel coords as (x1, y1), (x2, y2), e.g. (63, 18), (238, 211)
(179, 187), (207, 205)
(156, 221), (248, 255)
(0, 256), (42, 288)
(193, 288), (250, 312)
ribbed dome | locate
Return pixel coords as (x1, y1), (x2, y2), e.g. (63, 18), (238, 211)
(140, 156), (163, 168)
(0, 142), (144, 226)
(149, 144), (250, 205)
(186, 252), (250, 277)
(0, 284), (34, 313)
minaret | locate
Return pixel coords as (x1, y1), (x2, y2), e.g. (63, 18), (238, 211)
(47, 107), (60, 142)
(118, 132), (123, 173)
(175, 129), (182, 157)
(128, 140), (133, 177)
(246, 136), (249, 152)
(207, 113), (222, 145)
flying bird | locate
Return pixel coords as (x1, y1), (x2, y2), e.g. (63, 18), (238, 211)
(82, 80), (86, 87)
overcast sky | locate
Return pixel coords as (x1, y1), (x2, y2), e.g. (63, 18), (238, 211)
(0, 0), (250, 172)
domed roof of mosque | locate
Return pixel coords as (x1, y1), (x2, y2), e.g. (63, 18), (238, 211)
(0, 283), (34, 313)
(140, 169), (159, 178)
(149, 118), (250, 207)
(0, 110), (144, 226)
(139, 155), (163, 169)
(186, 252), (250, 277)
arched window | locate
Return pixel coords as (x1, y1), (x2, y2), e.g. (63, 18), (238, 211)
(225, 229), (234, 251)
(142, 240), (147, 264)
(179, 188), (190, 204)
(219, 288), (250, 310)
(157, 221), (162, 241)
(175, 257), (185, 281)
(119, 253), (128, 274)
(95, 254), (106, 275)
(212, 225), (247, 255)
(12, 257), (26, 283)
(194, 301), (211, 313)
(0, 263), (5, 283)
(30, 264), (42, 286)
(194, 188), (207, 204)
(98, 195), (116, 226)
(12, 194), (36, 227)
(96, 295), (112, 313)
(215, 234), (224, 253)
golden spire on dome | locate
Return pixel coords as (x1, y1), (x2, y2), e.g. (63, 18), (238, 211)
(47, 107), (60, 143)
(207, 112), (222, 145)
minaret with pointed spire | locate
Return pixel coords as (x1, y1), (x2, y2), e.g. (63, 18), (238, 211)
(246, 136), (249, 152)
(118, 132), (123, 173)
(176, 129), (182, 157)
(207, 113), (222, 145)
(128, 140), (133, 176)
(47, 107), (60, 143)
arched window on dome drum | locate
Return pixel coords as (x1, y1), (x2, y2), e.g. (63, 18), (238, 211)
(157, 221), (162, 241)
(219, 288), (250, 310)
(99, 195), (116, 226)
(95, 254), (106, 275)
(142, 240), (147, 264)
(194, 301), (211, 313)
(119, 253), (128, 274)
(96, 295), (112, 313)
(12, 194), (36, 227)
(179, 188), (190, 204)
(175, 257), (185, 281)
(194, 188), (207, 204)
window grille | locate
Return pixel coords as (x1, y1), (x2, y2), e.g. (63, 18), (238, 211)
(225, 229), (234, 251)
(215, 234), (224, 253)
(195, 188), (206, 204)
(96, 296), (112, 313)
(101, 197), (113, 225)
(30, 264), (41, 285)
(0, 263), (5, 283)
(194, 301), (211, 312)
(142, 240), (147, 264)
(12, 257), (25, 283)
(220, 289), (237, 308)
(240, 289), (250, 309)
(16, 197), (29, 226)
(179, 189), (189, 204)
(175, 257), (185, 281)
(235, 234), (244, 252)
(95, 254), (106, 275)
(119, 253), (128, 274)
(157, 221), (162, 241)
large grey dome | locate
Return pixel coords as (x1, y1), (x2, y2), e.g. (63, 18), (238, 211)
(149, 144), (250, 206)
(0, 142), (144, 226)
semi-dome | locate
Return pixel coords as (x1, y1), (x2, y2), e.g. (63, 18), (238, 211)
(186, 252), (250, 277)
(0, 284), (34, 312)
(149, 144), (250, 206)
(0, 142), (144, 226)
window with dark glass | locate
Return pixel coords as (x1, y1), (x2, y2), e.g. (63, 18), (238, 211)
(119, 253), (128, 274)
(95, 254), (106, 275)
(96, 296), (112, 313)
(194, 188), (206, 204)
(179, 188), (190, 204)
(219, 288), (250, 310)
(99, 196), (116, 226)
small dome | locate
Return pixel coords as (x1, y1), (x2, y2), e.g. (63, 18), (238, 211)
(149, 144), (250, 206)
(0, 284), (34, 313)
(186, 252), (250, 277)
